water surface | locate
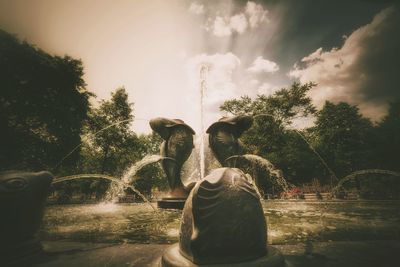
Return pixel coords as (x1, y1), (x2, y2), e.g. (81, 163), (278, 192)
(40, 200), (400, 244)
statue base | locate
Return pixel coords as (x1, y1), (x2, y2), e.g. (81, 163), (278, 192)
(157, 198), (187, 210)
(159, 244), (286, 267)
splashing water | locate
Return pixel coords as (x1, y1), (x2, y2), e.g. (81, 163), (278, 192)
(227, 154), (291, 192)
(121, 155), (164, 184)
(52, 173), (157, 211)
(199, 64), (209, 179)
(52, 174), (121, 184)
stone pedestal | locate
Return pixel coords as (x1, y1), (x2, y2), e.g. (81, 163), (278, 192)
(160, 244), (285, 267)
(157, 198), (186, 210)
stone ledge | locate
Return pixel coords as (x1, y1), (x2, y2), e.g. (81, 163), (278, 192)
(26, 240), (400, 267)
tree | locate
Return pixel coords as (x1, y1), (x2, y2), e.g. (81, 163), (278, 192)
(219, 82), (319, 190)
(220, 82), (316, 125)
(311, 101), (375, 178)
(75, 88), (167, 200)
(83, 87), (135, 174)
(375, 102), (400, 171)
(0, 30), (92, 171)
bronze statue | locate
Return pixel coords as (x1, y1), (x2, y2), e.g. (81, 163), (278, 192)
(206, 115), (253, 167)
(160, 168), (285, 266)
(149, 117), (195, 198)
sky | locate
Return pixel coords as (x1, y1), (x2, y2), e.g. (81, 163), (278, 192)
(0, 0), (399, 133)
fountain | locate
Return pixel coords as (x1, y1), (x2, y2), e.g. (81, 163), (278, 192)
(157, 115), (286, 266)
(0, 171), (53, 265)
(150, 117), (197, 209)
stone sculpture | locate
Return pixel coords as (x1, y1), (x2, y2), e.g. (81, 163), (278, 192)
(150, 118), (196, 202)
(159, 167), (285, 266)
(206, 115), (253, 167)
(0, 170), (53, 265)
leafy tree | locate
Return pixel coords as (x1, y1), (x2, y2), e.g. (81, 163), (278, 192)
(220, 82), (319, 190)
(311, 101), (375, 178)
(220, 82), (316, 125)
(75, 88), (167, 200)
(375, 102), (400, 171)
(83, 87), (135, 174)
(0, 30), (92, 171)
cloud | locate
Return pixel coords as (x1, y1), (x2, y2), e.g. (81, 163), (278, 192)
(257, 82), (280, 95)
(289, 7), (400, 121)
(213, 16), (233, 37)
(203, 1), (268, 37)
(245, 1), (268, 28)
(230, 13), (248, 34)
(189, 2), (204, 15)
(247, 56), (279, 73)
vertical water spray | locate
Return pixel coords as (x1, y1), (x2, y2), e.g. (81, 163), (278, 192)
(199, 64), (209, 179)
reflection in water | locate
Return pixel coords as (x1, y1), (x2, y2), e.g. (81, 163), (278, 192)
(41, 200), (400, 245)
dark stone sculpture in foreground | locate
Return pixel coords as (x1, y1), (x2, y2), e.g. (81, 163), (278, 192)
(159, 168), (285, 266)
(206, 115), (253, 167)
(0, 171), (53, 265)
(150, 118), (196, 208)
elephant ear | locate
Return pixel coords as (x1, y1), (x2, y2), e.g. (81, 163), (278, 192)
(206, 115), (253, 138)
(150, 117), (195, 140)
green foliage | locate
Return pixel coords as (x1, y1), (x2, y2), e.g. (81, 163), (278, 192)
(83, 87), (135, 174)
(74, 88), (166, 199)
(220, 82), (317, 125)
(0, 30), (92, 171)
(311, 101), (375, 178)
(375, 102), (400, 171)
(220, 82), (320, 189)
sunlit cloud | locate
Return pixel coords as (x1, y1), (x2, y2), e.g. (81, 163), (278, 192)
(289, 7), (400, 121)
(245, 1), (268, 28)
(198, 1), (269, 37)
(247, 56), (279, 73)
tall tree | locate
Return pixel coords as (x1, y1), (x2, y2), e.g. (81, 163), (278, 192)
(375, 102), (400, 171)
(0, 30), (91, 171)
(312, 101), (375, 178)
(82, 87), (135, 174)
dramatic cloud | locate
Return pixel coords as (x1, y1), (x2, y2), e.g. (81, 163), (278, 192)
(247, 56), (279, 73)
(289, 7), (400, 121)
(189, 2), (204, 15)
(199, 1), (268, 37)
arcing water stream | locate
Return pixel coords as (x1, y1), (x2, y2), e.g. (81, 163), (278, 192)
(331, 169), (400, 195)
(52, 154), (170, 211)
(226, 154), (291, 192)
